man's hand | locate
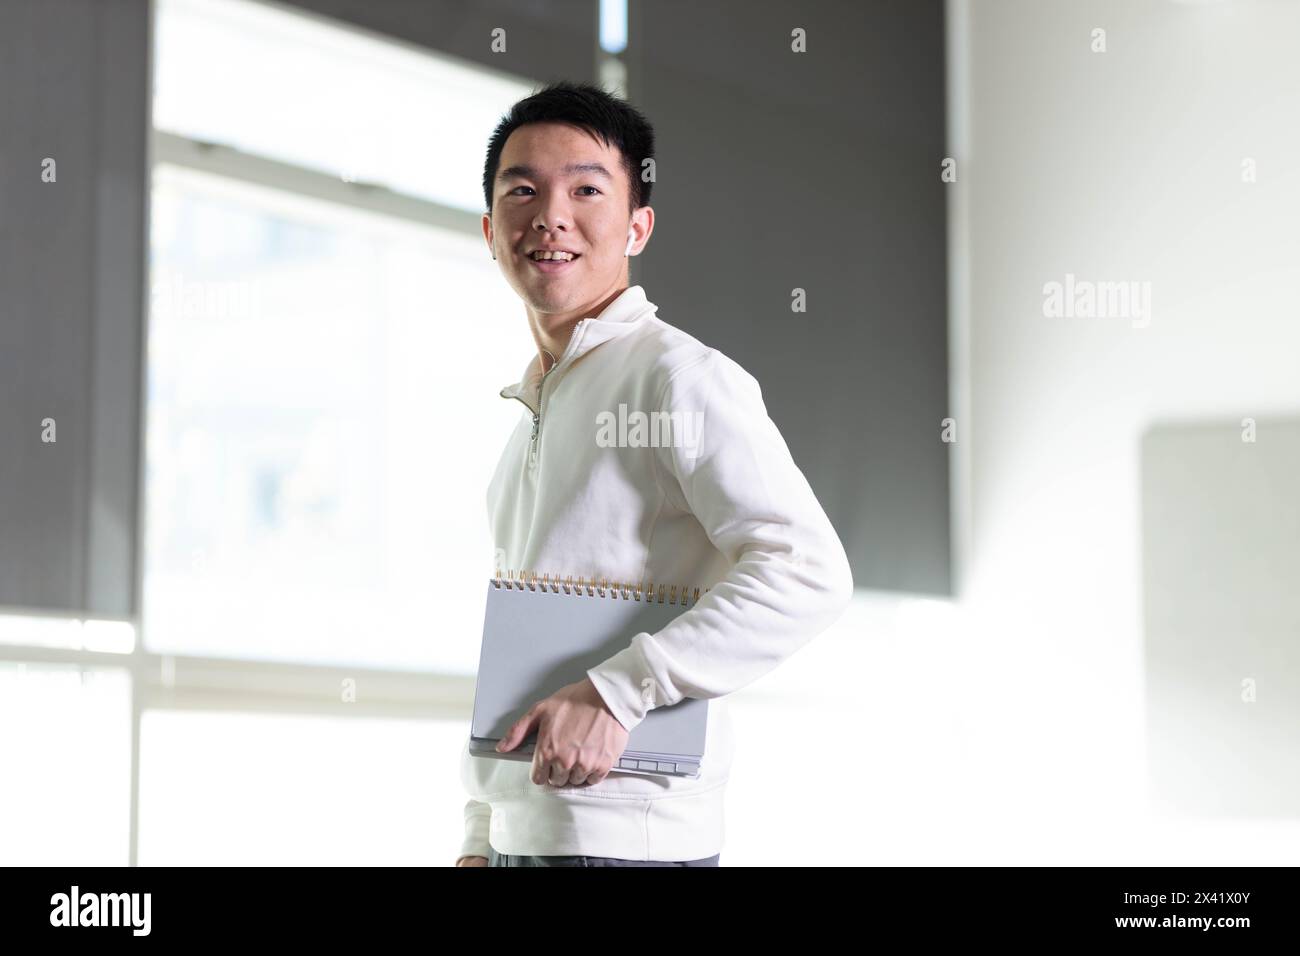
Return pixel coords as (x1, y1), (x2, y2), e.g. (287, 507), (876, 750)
(496, 676), (630, 787)
(456, 855), (488, 867)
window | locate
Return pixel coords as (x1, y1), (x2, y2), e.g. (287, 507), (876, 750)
(145, 0), (536, 672)
(153, 0), (530, 212)
(145, 165), (521, 672)
(1, 0), (548, 866)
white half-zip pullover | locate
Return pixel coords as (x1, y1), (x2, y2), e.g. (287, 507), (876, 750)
(458, 284), (853, 862)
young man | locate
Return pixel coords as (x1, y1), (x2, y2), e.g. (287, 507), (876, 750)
(456, 81), (853, 867)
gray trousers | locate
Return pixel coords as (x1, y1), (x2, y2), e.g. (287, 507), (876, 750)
(488, 846), (720, 867)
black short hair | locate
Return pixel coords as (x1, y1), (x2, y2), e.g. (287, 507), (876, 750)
(482, 80), (655, 215)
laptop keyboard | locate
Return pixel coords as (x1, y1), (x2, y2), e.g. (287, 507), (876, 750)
(617, 757), (699, 774)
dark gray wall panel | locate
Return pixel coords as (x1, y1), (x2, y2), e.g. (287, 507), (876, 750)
(628, 0), (951, 594)
(0, 0), (148, 616)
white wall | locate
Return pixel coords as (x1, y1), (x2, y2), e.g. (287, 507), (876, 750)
(959, 0), (1300, 603)
(930, 0), (1300, 861)
(713, 0), (1300, 866)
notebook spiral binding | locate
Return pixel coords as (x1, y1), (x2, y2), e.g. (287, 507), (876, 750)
(492, 569), (710, 607)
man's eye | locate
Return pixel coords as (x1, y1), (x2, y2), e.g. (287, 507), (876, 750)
(509, 185), (599, 196)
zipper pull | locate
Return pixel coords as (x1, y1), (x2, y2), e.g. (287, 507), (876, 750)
(530, 413), (540, 443)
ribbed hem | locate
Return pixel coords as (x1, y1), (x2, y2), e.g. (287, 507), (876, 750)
(486, 782), (727, 861)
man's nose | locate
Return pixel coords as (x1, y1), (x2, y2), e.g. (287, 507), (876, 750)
(533, 190), (572, 232)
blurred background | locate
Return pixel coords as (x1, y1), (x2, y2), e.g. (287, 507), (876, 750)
(1, 0), (1297, 866)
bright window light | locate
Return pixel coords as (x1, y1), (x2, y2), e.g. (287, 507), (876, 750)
(139, 710), (470, 865)
(0, 665), (131, 865)
(144, 165), (525, 672)
(0, 616), (135, 653)
(153, 0), (536, 212)
(600, 0), (628, 54)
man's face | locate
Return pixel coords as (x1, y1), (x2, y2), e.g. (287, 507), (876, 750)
(484, 122), (644, 315)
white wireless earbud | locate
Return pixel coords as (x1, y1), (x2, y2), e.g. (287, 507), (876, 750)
(624, 230), (635, 257)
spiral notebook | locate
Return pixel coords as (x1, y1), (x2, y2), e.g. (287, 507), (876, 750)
(468, 571), (711, 778)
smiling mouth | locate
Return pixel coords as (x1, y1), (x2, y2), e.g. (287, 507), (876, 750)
(526, 253), (581, 273)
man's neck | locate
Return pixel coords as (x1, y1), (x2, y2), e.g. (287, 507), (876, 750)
(526, 283), (628, 373)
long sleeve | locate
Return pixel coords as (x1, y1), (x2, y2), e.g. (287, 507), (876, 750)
(456, 797), (492, 863)
(585, 349), (854, 733)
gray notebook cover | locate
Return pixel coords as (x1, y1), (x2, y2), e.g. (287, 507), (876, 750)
(470, 579), (709, 767)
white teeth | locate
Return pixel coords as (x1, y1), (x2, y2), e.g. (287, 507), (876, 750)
(532, 251), (575, 261)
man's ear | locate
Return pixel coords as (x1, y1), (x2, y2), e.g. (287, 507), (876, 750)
(627, 206), (655, 257)
(482, 211), (495, 260)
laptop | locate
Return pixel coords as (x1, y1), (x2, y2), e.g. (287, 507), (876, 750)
(468, 577), (709, 778)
